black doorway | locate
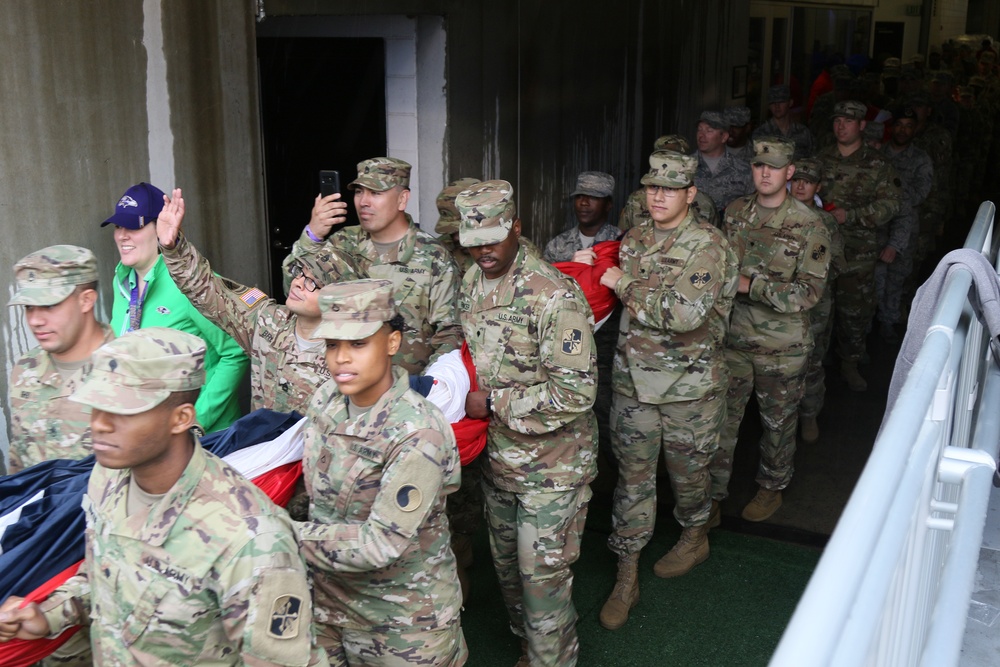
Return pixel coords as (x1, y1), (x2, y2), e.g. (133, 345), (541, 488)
(256, 37), (387, 295)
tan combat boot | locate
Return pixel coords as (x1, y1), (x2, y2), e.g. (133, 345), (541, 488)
(741, 487), (782, 522)
(707, 500), (721, 530)
(599, 554), (640, 630)
(653, 525), (709, 578)
(799, 414), (820, 443)
(840, 361), (868, 392)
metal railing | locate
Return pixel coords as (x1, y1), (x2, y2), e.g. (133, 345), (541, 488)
(771, 201), (1000, 667)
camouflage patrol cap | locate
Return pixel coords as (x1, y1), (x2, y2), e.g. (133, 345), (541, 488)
(9, 245), (100, 307)
(969, 75), (988, 88)
(570, 171), (615, 198)
(725, 106), (751, 127)
(653, 134), (692, 153)
(907, 92), (931, 107)
(900, 66), (923, 82)
(296, 248), (348, 287)
(640, 150), (698, 188)
(958, 86), (974, 99)
(832, 100), (867, 120)
(312, 279), (396, 340)
(980, 51), (997, 65)
(791, 158), (823, 183)
(70, 327), (206, 415)
(750, 137), (795, 168)
(909, 54), (924, 65)
(768, 84), (791, 103)
(892, 105), (918, 121)
(830, 64), (853, 83)
(698, 111), (728, 131)
(348, 157), (411, 192)
(435, 178), (482, 235)
(456, 180), (517, 248)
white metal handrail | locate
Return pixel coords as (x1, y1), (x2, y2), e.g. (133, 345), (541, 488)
(771, 201), (999, 667)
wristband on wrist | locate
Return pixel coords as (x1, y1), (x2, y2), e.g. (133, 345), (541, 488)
(305, 225), (323, 243)
(485, 393), (493, 414)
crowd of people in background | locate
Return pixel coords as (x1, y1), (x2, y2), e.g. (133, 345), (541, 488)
(1, 32), (998, 667)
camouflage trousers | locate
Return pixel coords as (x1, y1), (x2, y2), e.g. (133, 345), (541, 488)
(321, 620), (468, 666)
(874, 234), (918, 327)
(607, 390), (724, 558)
(712, 348), (809, 496)
(798, 289), (834, 419)
(481, 480), (591, 667)
(834, 260), (877, 364)
(42, 630), (92, 667)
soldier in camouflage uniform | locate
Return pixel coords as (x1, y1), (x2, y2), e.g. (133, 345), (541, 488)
(0, 328), (327, 667)
(876, 108), (934, 342)
(155, 188), (362, 415)
(818, 100), (902, 391)
(618, 134), (719, 231)
(908, 93), (953, 268)
(789, 159), (845, 444)
(295, 280), (466, 666)
(6, 245), (113, 474)
(695, 111), (754, 216)
(456, 180), (597, 667)
(725, 106), (754, 162)
(753, 84), (816, 161)
(286, 157), (464, 375)
(713, 138), (832, 522)
(597, 151), (737, 630)
(543, 172), (621, 263)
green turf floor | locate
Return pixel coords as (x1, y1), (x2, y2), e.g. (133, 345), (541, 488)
(459, 499), (821, 666)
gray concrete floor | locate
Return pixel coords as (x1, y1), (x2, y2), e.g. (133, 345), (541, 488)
(960, 484), (1000, 665)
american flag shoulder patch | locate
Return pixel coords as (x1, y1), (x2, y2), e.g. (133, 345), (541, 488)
(239, 287), (267, 309)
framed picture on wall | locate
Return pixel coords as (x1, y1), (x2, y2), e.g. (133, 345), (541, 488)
(732, 65), (748, 99)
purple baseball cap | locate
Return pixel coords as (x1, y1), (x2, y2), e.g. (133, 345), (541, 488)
(101, 182), (165, 229)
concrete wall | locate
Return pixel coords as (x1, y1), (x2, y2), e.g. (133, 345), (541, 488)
(0, 0), (266, 469)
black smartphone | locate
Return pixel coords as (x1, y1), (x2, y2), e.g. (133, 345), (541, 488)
(319, 170), (340, 198)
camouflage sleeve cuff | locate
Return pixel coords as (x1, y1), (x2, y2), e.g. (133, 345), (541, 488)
(298, 227), (323, 251)
(614, 275), (637, 298)
(38, 592), (86, 637)
(748, 273), (767, 301)
(159, 231), (188, 256)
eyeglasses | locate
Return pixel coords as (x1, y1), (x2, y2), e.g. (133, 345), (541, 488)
(289, 264), (321, 292)
(644, 185), (686, 197)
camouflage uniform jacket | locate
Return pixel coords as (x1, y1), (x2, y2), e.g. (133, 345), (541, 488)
(695, 152), (755, 215)
(542, 222), (622, 263)
(818, 144), (903, 263)
(612, 212), (738, 405)
(752, 119), (816, 160)
(161, 234), (332, 414)
(880, 142), (934, 252)
(459, 247), (598, 494)
(292, 217), (463, 374)
(7, 324), (114, 473)
(815, 206), (847, 282)
(296, 367), (462, 632)
(723, 194), (832, 355)
(40, 443), (326, 667)
(618, 187), (719, 231)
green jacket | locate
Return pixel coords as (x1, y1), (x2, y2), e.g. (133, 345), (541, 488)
(111, 256), (247, 433)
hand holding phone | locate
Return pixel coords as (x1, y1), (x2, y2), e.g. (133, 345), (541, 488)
(310, 170), (347, 240)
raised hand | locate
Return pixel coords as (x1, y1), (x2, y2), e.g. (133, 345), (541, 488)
(309, 193), (349, 240)
(157, 188), (185, 249)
